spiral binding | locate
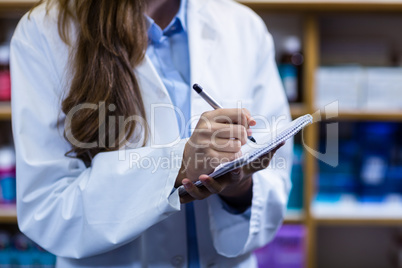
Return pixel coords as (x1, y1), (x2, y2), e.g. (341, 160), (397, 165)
(247, 114), (313, 162)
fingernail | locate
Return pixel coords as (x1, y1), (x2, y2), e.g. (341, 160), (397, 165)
(249, 117), (256, 126)
(247, 129), (253, 136)
(183, 181), (191, 189)
(231, 169), (241, 175)
(202, 178), (211, 185)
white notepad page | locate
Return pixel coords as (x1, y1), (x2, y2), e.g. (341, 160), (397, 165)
(178, 114), (313, 196)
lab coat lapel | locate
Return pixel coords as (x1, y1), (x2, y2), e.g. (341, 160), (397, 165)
(188, 0), (217, 83)
(135, 56), (181, 146)
(135, 55), (170, 100)
(187, 0), (220, 128)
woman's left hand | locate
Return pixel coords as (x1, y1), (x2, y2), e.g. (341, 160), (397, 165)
(179, 142), (285, 206)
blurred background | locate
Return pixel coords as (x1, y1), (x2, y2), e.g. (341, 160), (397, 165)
(1, 0), (402, 267)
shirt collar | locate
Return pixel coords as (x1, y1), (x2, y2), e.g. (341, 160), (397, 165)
(176, 0), (188, 32)
(146, 0), (188, 43)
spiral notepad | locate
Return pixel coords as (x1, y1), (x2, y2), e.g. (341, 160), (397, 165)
(178, 114), (313, 196)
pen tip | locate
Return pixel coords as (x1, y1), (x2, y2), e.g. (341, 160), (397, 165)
(248, 136), (257, 143)
(193, 84), (203, 94)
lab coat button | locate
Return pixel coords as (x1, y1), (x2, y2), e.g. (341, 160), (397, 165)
(170, 255), (184, 267)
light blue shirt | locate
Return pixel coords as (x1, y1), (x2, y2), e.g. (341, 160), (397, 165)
(146, 3), (251, 267)
(146, 0), (191, 139)
(146, 2), (200, 268)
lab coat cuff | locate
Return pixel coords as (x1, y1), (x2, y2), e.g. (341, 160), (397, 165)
(250, 169), (288, 234)
(207, 194), (251, 257)
(245, 169), (288, 247)
(207, 169), (287, 257)
(160, 139), (188, 214)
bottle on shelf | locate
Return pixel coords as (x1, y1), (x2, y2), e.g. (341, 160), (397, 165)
(0, 230), (56, 268)
(0, 146), (16, 204)
(287, 145), (304, 210)
(0, 231), (11, 267)
(278, 36), (304, 103)
(0, 44), (11, 102)
(12, 232), (35, 267)
(358, 123), (396, 201)
(254, 225), (306, 268)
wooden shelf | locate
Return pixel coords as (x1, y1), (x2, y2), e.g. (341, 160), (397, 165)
(284, 209), (305, 224)
(314, 218), (402, 226)
(238, 0), (402, 12)
(337, 110), (402, 121)
(0, 204), (17, 223)
(290, 103), (308, 118)
(0, 0), (36, 9)
(0, 103), (11, 120)
(312, 199), (402, 226)
(317, 109), (402, 121)
(3, 0), (402, 11)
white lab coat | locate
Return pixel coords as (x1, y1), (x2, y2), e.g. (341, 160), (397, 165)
(10, 0), (293, 267)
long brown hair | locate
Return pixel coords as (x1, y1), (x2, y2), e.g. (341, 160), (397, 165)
(34, 0), (148, 165)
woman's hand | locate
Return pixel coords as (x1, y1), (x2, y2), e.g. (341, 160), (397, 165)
(175, 108), (256, 188)
(180, 142), (285, 206)
(179, 169), (247, 204)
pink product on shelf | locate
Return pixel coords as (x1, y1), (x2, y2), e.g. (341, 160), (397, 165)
(0, 166), (15, 177)
(0, 44), (11, 102)
(0, 70), (11, 102)
(255, 225), (306, 268)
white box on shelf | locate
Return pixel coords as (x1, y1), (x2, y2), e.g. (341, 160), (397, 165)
(365, 67), (402, 110)
(312, 194), (402, 220)
(315, 66), (364, 110)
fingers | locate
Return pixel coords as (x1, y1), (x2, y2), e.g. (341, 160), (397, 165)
(203, 108), (256, 128)
(181, 179), (210, 200)
(179, 175), (227, 204)
(211, 124), (248, 145)
(210, 138), (242, 153)
(184, 108), (257, 182)
(242, 108), (257, 127)
(243, 141), (286, 176)
(199, 175), (224, 194)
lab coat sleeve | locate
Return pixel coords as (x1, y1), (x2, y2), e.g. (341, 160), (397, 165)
(206, 20), (293, 257)
(10, 34), (184, 259)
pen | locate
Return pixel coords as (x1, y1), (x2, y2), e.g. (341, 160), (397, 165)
(193, 83), (257, 143)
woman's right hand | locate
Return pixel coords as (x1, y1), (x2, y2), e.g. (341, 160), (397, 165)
(175, 108), (256, 187)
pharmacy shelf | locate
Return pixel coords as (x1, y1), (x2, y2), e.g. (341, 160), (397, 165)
(0, 0), (35, 7)
(312, 200), (402, 225)
(284, 209), (305, 224)
(314, 217), (402, 226)
(3, 0), (402, 11)
(0, 204), (17, 223)
(336, 110), (402, 121)
(290, 103), (308, 118)
(239, 0), (402, 11)
(0, 103), (11, 120)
